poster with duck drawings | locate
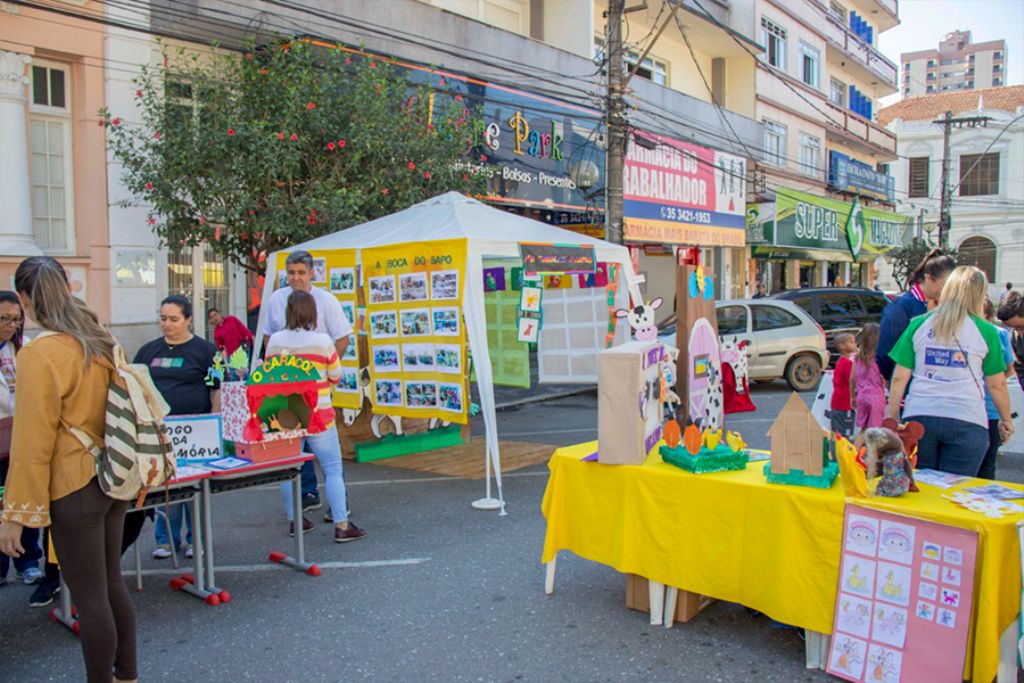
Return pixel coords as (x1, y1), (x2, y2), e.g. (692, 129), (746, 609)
(826, 505), (978, 683)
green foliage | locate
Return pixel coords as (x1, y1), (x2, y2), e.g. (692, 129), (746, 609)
(103, 39), (487, 273)
(887, 239), (960, 291)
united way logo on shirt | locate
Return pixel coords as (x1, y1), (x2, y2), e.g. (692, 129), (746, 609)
(151, 357), (184, 368)
(924, 347), (967, 368)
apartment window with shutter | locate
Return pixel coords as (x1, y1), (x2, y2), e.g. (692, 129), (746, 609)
(829, 77), (846, 106)
(29, 60), (74, 252)
(799, 43), (820, 88)
(761, 18), (787, 70)
(763, 119), (787, 167)
(959, 153), (999, 196)
(799, 133), (821, 176)
(908, 157), (929, 198)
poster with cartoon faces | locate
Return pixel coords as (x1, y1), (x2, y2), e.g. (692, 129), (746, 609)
(877, 522), (915, 565)
(845, 515), (879, 557)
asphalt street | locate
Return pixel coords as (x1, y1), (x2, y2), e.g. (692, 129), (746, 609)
(1, 383), (1021, 682)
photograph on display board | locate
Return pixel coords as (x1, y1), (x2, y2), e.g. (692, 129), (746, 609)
(431, 270), (460, 300)
(435, 344), (462, 374)
(312, 257), (327, 284)
(369, 275), (396, 304)
(372, 344), (401, 372)
(438, 382), (463, 413)
(402, 343), (436, 370)
(375, 379), (402, 406)
(337, 367), (359, 393)
(330, 267), (356, 293)
(401, 308), (431, 337)
(432, 307), (461, 336)
(277, 271), (288, 290)
(370, 310), (398, 338)
(341, 302), (356, 327)
(399, 272), (429, 302)
(342, 335), (357, 360)
(405, 381), (437, 408)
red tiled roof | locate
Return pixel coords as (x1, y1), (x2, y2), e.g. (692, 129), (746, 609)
(878, 85), (1024, 127)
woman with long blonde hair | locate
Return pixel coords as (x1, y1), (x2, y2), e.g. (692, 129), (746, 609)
(886, 266), (1015, 475)
(0, 257), (137, 683)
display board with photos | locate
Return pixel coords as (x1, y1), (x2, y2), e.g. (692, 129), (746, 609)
(274, 249), (362, 409)
(362, 239), (469, 424)
(826, 505), (979, 683)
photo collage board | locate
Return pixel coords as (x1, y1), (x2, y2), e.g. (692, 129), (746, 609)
(274, 249), (363, 410)
(362, 238), (469, 424)
(827, 505), (979, 683)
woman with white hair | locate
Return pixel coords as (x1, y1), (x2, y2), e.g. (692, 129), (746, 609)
(886, 266), (1015, 476)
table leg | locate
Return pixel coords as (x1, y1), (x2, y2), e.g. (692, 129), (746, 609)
(268, 471), (320, 576)
(997, 621), (1018, 683)
(201, 479), (218, 591)
(169, 490), (222, 606)
(48, 575), (79, 635)
(664, 587), (678, 629)
(804, 630), (830, 669)
(544, 557), (556, 595)
(648, 580), (665, 626)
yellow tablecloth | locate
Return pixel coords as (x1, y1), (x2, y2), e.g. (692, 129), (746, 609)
(541, 441), (1023, 683)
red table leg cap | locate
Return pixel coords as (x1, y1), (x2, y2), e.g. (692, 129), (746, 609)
(169, 577), (186, 590)
(181, 574), (195, 585)
(268, 551), (286, 563)
(306, 565), (321, 577)
(218, 590), (231, 604)
(48, 610), (58, 623)
(205, 594), (221, 607)
(71, 622), (80, 636)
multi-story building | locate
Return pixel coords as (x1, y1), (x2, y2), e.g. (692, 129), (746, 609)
(879, 85), (1024, 296)
(901, 31), (1008, 99)
(741, 0), (912, 293)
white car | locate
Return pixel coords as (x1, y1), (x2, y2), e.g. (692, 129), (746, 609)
(658, 299), (830, 392)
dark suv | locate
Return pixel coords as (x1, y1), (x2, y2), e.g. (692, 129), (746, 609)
(771, 287), (889, 362)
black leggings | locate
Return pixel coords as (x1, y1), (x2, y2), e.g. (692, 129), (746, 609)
(50, 478), (137, 683)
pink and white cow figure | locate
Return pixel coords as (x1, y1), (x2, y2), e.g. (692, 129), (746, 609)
(615, 297), (663, 341)
(719, 336), (750, 394)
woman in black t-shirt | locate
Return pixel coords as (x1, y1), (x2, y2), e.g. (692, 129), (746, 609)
(132, 296), (221, 559)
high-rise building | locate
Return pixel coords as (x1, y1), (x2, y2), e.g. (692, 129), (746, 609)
(901, 30), (1007, 98)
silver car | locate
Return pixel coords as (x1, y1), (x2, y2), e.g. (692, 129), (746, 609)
(658, 299), (830, 392)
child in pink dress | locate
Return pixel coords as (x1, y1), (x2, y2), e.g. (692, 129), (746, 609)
(853, 323), (887, 447)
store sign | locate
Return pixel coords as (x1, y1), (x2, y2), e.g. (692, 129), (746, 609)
(623, 131), (747, 247)
(751, 188), (910, 260)
(828, 151), (894, 203)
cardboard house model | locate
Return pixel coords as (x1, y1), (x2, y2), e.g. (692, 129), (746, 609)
(765, 392), (837, 487)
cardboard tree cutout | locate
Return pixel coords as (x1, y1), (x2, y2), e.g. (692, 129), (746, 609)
(765, 392), (838, 488)
(245, 354), (324, 441)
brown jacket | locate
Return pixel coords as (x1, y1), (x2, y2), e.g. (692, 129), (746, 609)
(0, 334), (110, 527)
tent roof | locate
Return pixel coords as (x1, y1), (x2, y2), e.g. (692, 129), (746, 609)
(280, 191), (623, 257)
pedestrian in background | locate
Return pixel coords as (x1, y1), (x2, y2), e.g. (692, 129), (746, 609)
(852, 323), (886, 447)
(997, 291), (1024, 378)
(829, 332), (857, 439)
(0, 256), (137, 683)
(208, 306), (254, 359)
(876, 249), (956, 382)
(752, 282), (767, 299)
(886, 266), (1014, 476)
(979, 297), (1016, 479)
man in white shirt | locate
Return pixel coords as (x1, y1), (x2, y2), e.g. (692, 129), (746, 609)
(263, 250), (353, 513)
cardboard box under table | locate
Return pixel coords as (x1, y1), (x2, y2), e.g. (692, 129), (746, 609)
(540, 442), (1022, 683)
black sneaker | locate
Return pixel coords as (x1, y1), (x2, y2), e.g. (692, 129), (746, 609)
(29, 578), (60, 608)
(302, 493), (322, 511)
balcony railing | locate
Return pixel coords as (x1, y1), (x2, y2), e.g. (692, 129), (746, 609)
(825, 100), (895, 155)
(824, 14), (898, 87)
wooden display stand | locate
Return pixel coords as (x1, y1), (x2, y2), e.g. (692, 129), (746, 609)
(625, 573), (714, 624)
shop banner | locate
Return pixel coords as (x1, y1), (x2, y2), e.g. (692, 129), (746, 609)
(275, 249), (363, 410)
(749, 188), (911, 260)
(362, 239), (469, 424)
(623, 131), (746, 247)
(829, 151), (894, 203)
(827, 505), (978, 683)
(520, 242), (596, 275)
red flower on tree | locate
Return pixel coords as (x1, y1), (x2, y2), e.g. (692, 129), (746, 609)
(308, 216), (316, 225)
(382, 188), (389, 195)
(307, 102), (316, 110)
(145, 182), (153, 190)
(423, 171), (431, 179)
(407, 161), (415, 170)
(463, 174), (469, 181)
(111, 117), (121, 126)
(290, 133), (299, 141)
(260, 68), (268, 75)
(455, 95), (463, 102)
(326, 142), (336, 150)
(228, 128), (236, 136)
(369, 61), (377, 69)
(277, 132), (285, 140)
(338, 139), (347, 148)
(135, 89), (143, 98)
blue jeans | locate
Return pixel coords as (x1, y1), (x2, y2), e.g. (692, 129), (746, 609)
(908, 415), (989, 477)
(283, 430), (348, 523)
(300, 459), (318, 498)
(978, 419), (1001, 480)
(153, 503), (192, 548)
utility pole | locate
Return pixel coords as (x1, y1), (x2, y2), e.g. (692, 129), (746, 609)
(605, 0), (626, 245)
(934, 110), (991, 247)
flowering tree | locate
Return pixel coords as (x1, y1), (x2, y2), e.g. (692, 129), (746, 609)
(104, 39), (486, 273)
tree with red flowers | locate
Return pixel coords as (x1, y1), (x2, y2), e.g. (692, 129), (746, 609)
(103, 39), (486, 273)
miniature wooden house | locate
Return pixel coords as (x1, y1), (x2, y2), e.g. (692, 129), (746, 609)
(768, 392), (829, 476)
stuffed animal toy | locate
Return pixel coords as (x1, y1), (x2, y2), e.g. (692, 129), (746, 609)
(863, 427), (917, 497)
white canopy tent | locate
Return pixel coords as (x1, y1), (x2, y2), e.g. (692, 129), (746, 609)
(255, 192), (642, 513)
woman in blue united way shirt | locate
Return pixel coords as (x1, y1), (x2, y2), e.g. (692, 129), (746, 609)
(886, 267), (1014, 476)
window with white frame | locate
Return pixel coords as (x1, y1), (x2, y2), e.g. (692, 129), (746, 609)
(829, 1), (847, 21)
(799, 43), (820, 88)
(763, 119), (787, 167)
(799, 133), (821, 177)
(29, 60), (74, 252)
(593, 37), (668, 86)
(761, 18), (787, 70)
(829, 77), (846, 106)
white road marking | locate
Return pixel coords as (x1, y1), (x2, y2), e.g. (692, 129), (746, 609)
(129, 557), (430, 576)
(497, 428), (597, 437)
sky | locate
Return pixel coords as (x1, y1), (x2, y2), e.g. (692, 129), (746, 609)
(878, 0), (1024, 101)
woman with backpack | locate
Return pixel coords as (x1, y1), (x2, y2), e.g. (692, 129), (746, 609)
(0, 256), (137, 683)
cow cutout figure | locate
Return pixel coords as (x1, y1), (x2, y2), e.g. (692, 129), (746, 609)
(615, 297), (663, 341)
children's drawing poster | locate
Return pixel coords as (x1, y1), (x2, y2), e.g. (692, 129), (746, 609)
(361, 239), (469, 424)
(827, 505), (979, 683)
(274, 249), (362, 410)
(477, 260), (530, 388)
